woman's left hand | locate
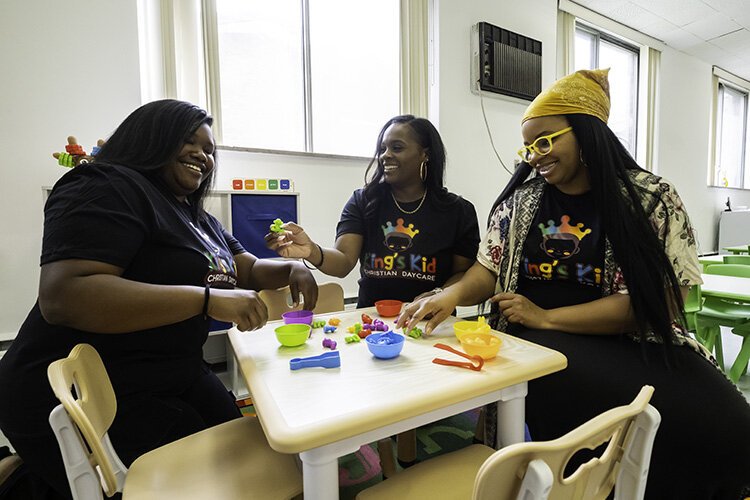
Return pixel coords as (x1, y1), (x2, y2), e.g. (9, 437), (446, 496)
(288, 262), (319, 310)
(491, 292), (550, 329)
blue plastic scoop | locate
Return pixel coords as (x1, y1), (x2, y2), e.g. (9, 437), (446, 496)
(289, 351), (341, 370)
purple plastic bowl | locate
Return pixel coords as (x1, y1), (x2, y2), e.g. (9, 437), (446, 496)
(282, 310), (314, 325)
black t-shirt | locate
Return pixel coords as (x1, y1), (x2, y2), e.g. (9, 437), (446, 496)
(336, 189), (480, 307)
(516, 186), (604, 310)
(0, 163), (244, 431)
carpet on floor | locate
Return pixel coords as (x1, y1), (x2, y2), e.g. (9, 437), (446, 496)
(238, 398), (481, 500)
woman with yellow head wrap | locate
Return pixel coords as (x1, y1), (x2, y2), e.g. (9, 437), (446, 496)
(398, 69), (750, 498)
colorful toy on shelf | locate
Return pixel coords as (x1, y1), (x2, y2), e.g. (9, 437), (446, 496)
(289, 351), (340, 370)
(345, 334), (361, 343)
(269, 218), (285, 233)
(52, 136), (104, 168)
(312, 320), (326, 329)
(322, 338), (337, 350)
(328, 317), (341, 326)
(323, 325), (337, 334)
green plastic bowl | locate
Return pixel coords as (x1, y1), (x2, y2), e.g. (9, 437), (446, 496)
(274, 324), (311, 347)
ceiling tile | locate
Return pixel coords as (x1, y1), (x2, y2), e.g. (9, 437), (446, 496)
(630, 0), (717, 27)
(710, 28), (750, 51)
(660, 28), (706, 48)
(683, 12), (741, 39)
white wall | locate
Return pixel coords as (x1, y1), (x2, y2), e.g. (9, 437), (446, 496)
(0, 1), (142, 338)
(657, 49), (750, 252)
(433, 0), (559, 223)
(3, 0), (750, 340)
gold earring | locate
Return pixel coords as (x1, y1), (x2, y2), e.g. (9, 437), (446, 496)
(420, 161), (427, 181)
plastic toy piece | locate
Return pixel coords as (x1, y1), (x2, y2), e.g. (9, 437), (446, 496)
(322, 338), (337, 350)
(431, 343), (484, 371)
(52, 136), (103, 168)
(405, 326), (423, 339)
(345, 334), (361, 343)
(328, 317), (341, 326)
(323, 325), (337, 333)
(289, 351), (340, 370)
(357, 329), (372, 339)
(361, 313), (373, 324)
(311, 320), (326, 329)
(347, 323), (363, 334)
(269, 218), (285, 233)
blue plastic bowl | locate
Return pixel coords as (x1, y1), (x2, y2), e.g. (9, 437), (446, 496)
(365, 331), (405, 359)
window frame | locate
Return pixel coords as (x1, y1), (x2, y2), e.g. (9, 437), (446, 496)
(712, 76), (750, 189)
(574, 21), (641, 158)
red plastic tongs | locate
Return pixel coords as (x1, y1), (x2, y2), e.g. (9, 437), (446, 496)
(432, 343), (484, 371)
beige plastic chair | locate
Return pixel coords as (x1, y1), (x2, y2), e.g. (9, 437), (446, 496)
(47, 343), (302, 500)
(357, 386), (660, 500)
(259, 281), (345, 320)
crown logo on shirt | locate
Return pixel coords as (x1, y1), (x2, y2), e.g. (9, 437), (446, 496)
(382, 218), (420, 238)
(538, 215), (591, 241)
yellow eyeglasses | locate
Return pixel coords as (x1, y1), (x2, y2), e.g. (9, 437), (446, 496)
(517, 127), (572, 162)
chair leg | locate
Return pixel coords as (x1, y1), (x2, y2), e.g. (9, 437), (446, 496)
(396, 430), (417, 467)
(377, 439), (397, 479)
(728, 332), (750, 383)
(474, 406), (485, 444)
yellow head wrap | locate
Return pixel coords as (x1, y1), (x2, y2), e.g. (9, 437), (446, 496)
(522, 68), (611, 124)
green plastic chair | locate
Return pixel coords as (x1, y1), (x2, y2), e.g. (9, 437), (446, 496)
(723, 255), (750, 265)
(695, 264), (750, 382)
(684, 284), (703, 335)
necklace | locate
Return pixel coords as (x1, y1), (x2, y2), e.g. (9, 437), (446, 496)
(391, 189), (427, 215)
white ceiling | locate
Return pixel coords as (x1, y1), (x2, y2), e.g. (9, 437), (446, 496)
(572, 0), (750, 82)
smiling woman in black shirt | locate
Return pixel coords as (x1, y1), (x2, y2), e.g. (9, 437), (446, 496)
(0, 99), (318, 499)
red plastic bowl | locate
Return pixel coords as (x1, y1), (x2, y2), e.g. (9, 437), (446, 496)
(374, 300), (403, 317)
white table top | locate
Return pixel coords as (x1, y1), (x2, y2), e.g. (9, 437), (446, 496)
(701, 273), (750, 302)
(228, 307), (567, 454)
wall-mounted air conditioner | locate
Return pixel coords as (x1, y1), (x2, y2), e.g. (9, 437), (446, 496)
(471, 22), (542, 102)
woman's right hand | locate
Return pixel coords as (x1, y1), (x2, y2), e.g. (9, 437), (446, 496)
(396, 290), (460, 336)
(207, 288), (269, 331)
(264, 222), (315, 260)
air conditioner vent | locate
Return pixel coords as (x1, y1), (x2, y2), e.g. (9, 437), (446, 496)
(473, 22), (542, 101)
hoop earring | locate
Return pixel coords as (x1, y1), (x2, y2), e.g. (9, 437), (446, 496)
(420, 161), (428, 181)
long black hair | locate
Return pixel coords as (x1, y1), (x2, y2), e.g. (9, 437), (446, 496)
(361, 115), (458, 219)
(492, 114), (686, 349)
(95, 99), (216, 212)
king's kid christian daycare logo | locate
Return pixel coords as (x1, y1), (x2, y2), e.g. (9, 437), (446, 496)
(362, 217), (437, 282)
(523, 215), (602, 286)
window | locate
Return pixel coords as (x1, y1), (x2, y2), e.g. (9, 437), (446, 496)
(714, 81), (749, 189)
(213, 0), (400, 157)
(574, 24), (639, 157)
(137, 0), (402, 158)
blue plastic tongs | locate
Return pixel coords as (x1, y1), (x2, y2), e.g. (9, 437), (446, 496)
(289, 351), (341, 370)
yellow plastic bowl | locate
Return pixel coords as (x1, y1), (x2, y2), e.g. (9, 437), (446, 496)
(453, 320), (491, 340)
(274, 324), (311, 347)
(459, 333), (502, 360)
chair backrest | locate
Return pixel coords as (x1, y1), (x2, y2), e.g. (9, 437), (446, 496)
(259, 281), (345, 320)
(684, 284), (702, 314)
(47, 344), (127, 499)
(473, 386), (660, 500)
(705, 263), (750, 278)
(723, 254), (750, 265)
